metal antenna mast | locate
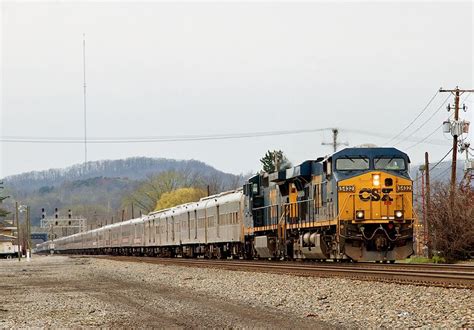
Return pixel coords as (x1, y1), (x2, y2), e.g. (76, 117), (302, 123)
(82, 33), (88, 165)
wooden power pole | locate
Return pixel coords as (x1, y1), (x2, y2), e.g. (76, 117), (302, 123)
(322, 128), (349, 153)
(15, 202), (21, 261)
(424, 152), (431, 257)
(439, 87), (474, 198)
(27, 206), (31, 259)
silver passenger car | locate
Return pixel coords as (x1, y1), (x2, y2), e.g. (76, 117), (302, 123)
(38, 189), (245, 258)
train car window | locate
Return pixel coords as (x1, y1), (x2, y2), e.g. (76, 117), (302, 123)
(335, 157), (369, 171)
(208, 216), (214, 227)
(374, 157), (406, 170)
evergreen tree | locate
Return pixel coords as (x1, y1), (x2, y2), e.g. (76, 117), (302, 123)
(260, 151), (276, 173)
(260, 150), (292, 173)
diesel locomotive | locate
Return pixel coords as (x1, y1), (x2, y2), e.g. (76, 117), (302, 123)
(37, 147), (414, 262)
(246, 147), (414, 262)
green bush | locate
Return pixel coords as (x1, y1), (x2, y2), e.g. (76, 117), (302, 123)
(405, 256), (447, 264)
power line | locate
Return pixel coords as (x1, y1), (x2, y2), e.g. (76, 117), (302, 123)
(344, 128), (448, 146)
(394, 94), (451, 146)
(463, 92), (472, 103)
(430, 165), (452, 182)
(321, 128), (348, 152)
(0, 128), (334, 144)
(406, 123), (443, 150)
(406, 112), (455, 150)
(1, 126), (453, 145)
(384, 89), (439, 145)
(430, 147), (453, 171)
(406, 91), (472, 150)
(414, 147), (453, 183)
(439, 87), (474, 198)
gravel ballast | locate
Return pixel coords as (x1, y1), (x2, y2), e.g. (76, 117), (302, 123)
(0, 255), (472, 328)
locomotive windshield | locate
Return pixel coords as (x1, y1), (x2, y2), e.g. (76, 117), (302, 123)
(335, 157), (369, 171)
(374, 157), (406, 170)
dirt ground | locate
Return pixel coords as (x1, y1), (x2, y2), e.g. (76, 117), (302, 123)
(0, 255), (329, 328)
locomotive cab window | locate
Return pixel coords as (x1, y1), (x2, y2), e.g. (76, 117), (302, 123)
(252, 183), (259, 194)
(374, 157), (406, 170)
(335, 157), (369, 171)
(323, 159), (332, 178)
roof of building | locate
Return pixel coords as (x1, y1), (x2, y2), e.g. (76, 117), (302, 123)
(0, 234), (16, 242)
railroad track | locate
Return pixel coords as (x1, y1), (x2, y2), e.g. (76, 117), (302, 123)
(89, 255), (474, 289)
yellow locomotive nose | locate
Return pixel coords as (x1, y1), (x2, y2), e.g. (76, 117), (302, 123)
(338, 172), (413, 222)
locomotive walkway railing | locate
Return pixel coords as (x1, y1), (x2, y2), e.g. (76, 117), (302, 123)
(252, 199), (335, 231)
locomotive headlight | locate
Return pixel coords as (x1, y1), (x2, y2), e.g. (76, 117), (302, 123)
(372, 174), (380, 186)
(356, 210), (365, 220)
(394, 210), (403, 219)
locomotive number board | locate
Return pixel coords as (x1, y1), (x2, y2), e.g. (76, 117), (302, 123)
(338, 185), (355, 192)
(396, 184), (412, 192)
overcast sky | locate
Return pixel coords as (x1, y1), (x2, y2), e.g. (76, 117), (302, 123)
(1, 1), (473, 178)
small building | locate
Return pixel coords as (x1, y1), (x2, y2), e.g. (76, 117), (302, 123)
(0, 220), (20, 257)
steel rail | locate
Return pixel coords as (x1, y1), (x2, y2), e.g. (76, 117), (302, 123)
(89, 256), (474, 289)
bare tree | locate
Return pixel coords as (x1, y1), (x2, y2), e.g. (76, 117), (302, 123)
(428, 182), (474, 261)
(122, 170), (201, 213)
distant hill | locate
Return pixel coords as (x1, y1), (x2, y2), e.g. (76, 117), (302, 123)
(1, 157), (245, 227)
(4, 157), (238, 192)
(409, 161), (466, 184)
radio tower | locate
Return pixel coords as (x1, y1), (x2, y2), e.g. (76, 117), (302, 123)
(82, 33), (88, 165)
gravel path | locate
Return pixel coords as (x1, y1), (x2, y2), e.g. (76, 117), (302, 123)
(0, 255), (472, 328)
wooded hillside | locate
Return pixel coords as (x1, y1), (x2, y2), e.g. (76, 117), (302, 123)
(1, 157), (245, 227)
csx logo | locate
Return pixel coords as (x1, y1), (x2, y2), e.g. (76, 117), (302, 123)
(359, 188), (393, 202)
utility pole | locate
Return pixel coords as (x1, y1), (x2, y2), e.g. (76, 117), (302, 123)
(15, 202), (21, 261)
(322, 128), (348, 153)
(26, 206), (31, 260)
(424, 152), (431, 258)
(439, 87), (474, 198)
(414, 171), (419, 254)
(419, 166), (426, 256)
